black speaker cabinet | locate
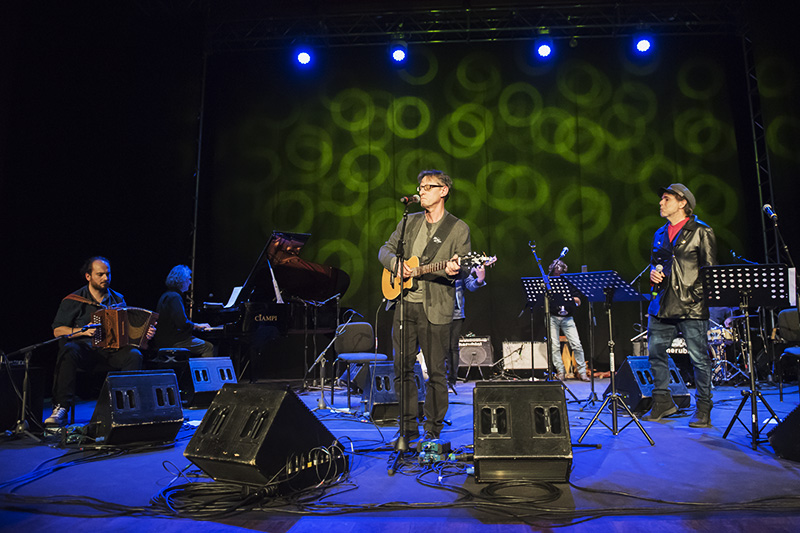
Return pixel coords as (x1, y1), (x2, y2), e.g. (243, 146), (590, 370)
(362, 362), (425, 423)
(184, 383), (348, 489)
(149, 357), (237, 407)
(604, 356), (691, 413)
(0, 363), (43, 433)
(473, 381), (572, 483)
(88, 370), (183, 445)
(769, 405), (800, 462)
(459, 336), (493, 367)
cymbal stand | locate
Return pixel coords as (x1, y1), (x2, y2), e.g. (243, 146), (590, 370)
(579, 287), (654, 445)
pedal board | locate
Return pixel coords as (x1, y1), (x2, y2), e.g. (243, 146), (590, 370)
(417, 438), (451, 464)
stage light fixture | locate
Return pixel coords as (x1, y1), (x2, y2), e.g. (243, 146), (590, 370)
(295, 46), (313, 66)
(389, 40), (408, 63)
(633, 32), (654, 55)
(534, 30), (554, 60)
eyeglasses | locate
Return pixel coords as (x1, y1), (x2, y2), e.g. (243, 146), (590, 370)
(417, 184), (444, 192)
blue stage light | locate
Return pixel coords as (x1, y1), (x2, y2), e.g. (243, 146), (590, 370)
(295, 48), (312, 66)
(633, 34), (654, 54)
(534, 34), (554, 60)
(389, 40), (408, 63)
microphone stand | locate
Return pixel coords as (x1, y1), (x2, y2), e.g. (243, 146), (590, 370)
(3, 326), (98, 440)
(528, 243), (577, 401)
(389, 205), (412, 476)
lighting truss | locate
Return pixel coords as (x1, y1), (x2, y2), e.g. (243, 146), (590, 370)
(206, 1), (745, 52)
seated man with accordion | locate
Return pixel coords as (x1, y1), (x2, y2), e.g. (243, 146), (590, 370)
(46, 256), (156, 427)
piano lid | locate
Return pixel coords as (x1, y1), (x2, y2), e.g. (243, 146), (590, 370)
(234, 231), (350, 306)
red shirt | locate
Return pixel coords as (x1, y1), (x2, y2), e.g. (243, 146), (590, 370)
(667, 216), (689, 242)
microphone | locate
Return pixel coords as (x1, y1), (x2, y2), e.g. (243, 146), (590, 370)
(558, 247), (569, 259)
(346, 309), (364, 318)
(763, 204), (778, 221)
(400, 194), (420, 205)
(81, 323), (102, 330)
(651, 264), (664, 297)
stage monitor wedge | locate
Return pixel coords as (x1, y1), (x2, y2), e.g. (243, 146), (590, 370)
(88, 370), (183, 445)
(184, 383), (348, 490)
(473, 381), (572, 483)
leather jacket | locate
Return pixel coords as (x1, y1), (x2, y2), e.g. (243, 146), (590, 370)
(648, 215), (717, 320)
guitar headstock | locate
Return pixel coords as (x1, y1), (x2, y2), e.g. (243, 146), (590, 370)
(462, 252), (498, 269)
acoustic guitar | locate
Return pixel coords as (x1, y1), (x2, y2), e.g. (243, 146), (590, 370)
(381, 252), (497, 301)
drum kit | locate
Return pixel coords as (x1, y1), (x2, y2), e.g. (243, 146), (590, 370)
(707, 315), (750, 384)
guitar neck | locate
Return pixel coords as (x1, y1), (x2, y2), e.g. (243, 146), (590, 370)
(412, 259), (451, 277)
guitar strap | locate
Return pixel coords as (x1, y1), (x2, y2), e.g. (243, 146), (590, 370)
(420, 212), (458, 265)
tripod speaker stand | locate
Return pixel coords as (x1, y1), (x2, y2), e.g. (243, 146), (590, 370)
(575, 271), (654, 445)
(702, 264), (793, 450)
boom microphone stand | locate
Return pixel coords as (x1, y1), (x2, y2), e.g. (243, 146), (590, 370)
(3, 326), (100, 441)
(522, 242), (578, 400)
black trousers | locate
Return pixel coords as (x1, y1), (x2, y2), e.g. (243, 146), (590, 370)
(392, 301), (450, 437)
(52, 340), (143, 407)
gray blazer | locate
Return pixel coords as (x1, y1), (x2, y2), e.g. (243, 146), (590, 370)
(378, 210), (471, 325)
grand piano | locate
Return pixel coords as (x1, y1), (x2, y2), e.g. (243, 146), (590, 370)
(201, 231), (350, 379)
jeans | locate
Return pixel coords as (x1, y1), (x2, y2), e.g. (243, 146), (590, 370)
(647, 316), (712, 408)
(549, 316), (586, 374)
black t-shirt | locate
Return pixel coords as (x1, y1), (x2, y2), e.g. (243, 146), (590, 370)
(52, 285), (126, 332)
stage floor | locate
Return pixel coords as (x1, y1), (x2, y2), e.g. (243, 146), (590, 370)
(2, 376), (800, 532)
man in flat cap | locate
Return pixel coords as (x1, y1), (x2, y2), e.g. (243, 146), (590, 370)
(643, 183), (717, 428)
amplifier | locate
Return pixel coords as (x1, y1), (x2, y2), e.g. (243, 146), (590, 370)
(459, 336), (493, 367)
(501, 341), (548, 371)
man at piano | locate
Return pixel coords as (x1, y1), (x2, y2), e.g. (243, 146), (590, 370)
(45, 256), (155, 427)
(378, 169), (471, 446)
(152, 265), (214, 358)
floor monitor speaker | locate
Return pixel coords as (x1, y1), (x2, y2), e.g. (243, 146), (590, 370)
(769, 405), (800, 462)
(362, 362), (425, 424)
(473, 381), (572, 483)
(184, 383), (347, 490)
(88, 370), (183, 445)
(605, 355), (691, 413)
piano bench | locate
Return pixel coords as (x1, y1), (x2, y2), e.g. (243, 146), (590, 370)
(155, 348), (192, 363)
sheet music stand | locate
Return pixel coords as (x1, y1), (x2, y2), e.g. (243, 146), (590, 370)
(520, 276), (578, 400)
(572, 271), (654, 445)
(702, 264), (789, 450)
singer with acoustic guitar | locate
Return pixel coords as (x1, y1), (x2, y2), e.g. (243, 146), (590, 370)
(644, 183), (717, 428)
(378, 169), (471, 446)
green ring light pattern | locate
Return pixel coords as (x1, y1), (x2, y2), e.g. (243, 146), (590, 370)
(212, 42), (753, 309)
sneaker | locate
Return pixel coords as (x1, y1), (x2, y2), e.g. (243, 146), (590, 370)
(45, 405), (68, 427)
(556, 373), (566, 381)
(577, 373), (590, 382)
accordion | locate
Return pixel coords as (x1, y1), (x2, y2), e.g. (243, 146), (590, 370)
(91, 307), (159, 350)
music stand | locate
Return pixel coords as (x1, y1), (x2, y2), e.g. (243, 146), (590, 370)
(521, 276), (578, 401)
(702, 264), (790, 450)
(573, 271), (654, 445)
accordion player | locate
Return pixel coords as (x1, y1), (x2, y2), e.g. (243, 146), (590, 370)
(91, 307), (159, 350)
